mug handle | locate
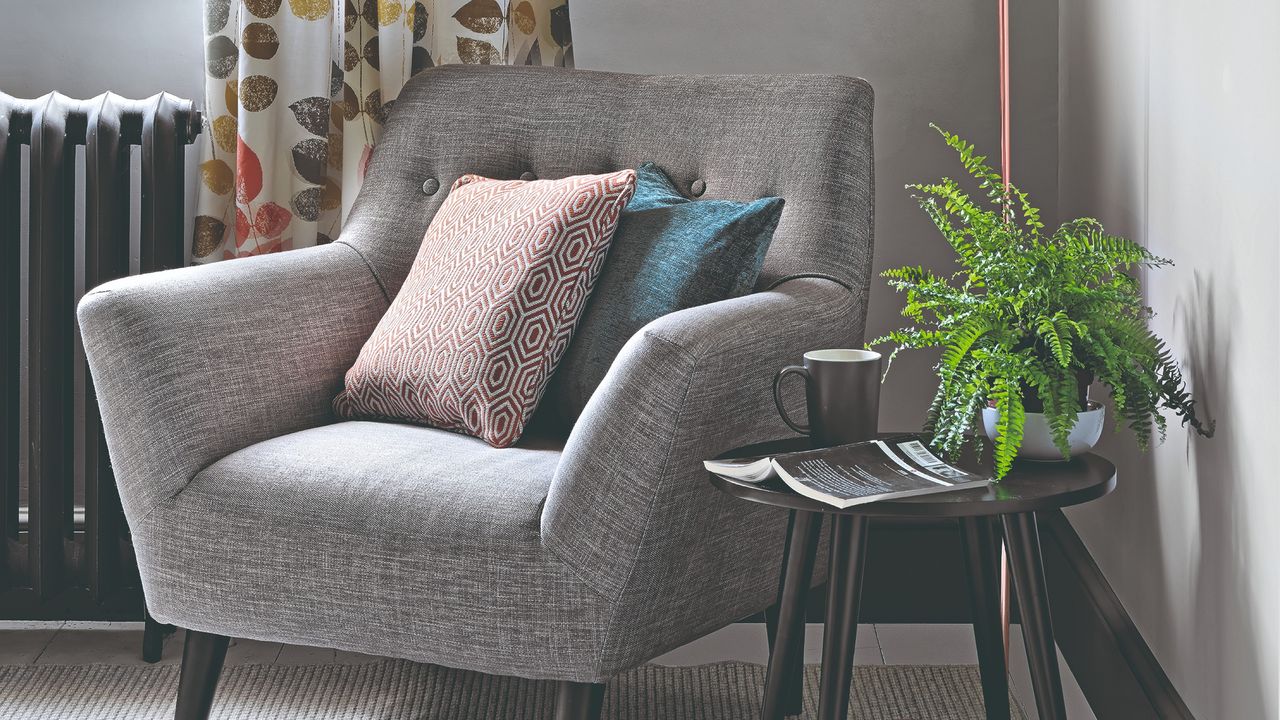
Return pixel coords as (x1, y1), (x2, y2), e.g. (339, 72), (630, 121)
(772, 365), (811, 435)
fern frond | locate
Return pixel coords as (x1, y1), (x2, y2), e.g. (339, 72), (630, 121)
(881, 265), (938, 285)
(1067, 229), (1171, 268)
(1034, 311), (1076, 368)
(1011, 186), (1044, 232)
(989, 376), (1024, 479)
(941, 317), (994, 371)
(930, 124), (1004, 188)
(1033, 367), (1081, 457)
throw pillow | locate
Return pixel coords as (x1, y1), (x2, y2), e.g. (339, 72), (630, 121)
(334, 170), (637, 447)
(546, 162), (783, 425)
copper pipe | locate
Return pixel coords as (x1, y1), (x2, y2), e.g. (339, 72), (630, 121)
(997, 0), (1014, 663)
(998, 0), (1011, 190)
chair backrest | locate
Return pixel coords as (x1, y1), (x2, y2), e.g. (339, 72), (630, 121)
(340, 65), (875, 302)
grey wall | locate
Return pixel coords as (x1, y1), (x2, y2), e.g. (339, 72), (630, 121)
(0, 0), (205, 100)
(1059, 1), (1280, 718)
(0, 0), (205, 264)
(571, 0), (1060, 433)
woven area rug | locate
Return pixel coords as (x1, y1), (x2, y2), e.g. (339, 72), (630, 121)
(0, 660), (1025, 719)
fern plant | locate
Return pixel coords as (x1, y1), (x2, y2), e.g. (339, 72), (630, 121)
(870, 126), (1214, 478)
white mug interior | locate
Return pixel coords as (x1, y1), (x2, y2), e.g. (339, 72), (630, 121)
(804, 348), (881, 363)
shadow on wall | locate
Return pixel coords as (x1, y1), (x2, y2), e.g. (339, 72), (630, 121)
(1079, 273), (1270, 719)
(1178, 273), (1269, 716)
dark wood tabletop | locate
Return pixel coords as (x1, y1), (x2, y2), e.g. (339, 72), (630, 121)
(708, 434), (1116, 518)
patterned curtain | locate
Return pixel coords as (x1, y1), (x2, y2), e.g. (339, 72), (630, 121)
(193, 0), (573, 262)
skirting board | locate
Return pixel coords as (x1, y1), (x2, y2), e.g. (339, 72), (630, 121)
(753, 512), (1195, 720)
(1037, 509), (1195, 720)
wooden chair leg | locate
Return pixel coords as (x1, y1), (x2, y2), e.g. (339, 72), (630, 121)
(554, 680), (605, 720)
(174, 630), (229, 720)
(142, 606), (175, 663)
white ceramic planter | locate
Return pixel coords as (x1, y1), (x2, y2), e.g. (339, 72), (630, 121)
(982, 402), (1105, 461)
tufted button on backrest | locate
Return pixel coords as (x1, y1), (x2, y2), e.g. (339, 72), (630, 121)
(343, 65), (874, 301)
(421, 177), (440, 195)
(519, 171), (537, 181)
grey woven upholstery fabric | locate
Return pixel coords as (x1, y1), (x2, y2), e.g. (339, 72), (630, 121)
(139, 421), (609, 680)
(77, 243), (389, 527)
(548, 278), (854, 673)
(342, 66), (875, 305)
(76, 66), (874, 683)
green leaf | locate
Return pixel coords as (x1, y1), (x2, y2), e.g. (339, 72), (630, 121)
(941, 317), (993, 371)
(1035, 312), (1073, 367)
(990, 376), (1024, 479)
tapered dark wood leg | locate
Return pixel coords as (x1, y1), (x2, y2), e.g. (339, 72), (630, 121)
(766, 510), (807, 718)
(960, 517), (1011, 720)
(817, 515), (869, 720)
(764, 600), (806, 716)
(142, 605), (176, 663)
(174, 630), (229, 720)
(1003, 512), (1067, 720)
(142, 607), (166, 663)
(762, 510), (823, 719)
(554, 681), (605, 720)
(764, 512), (797, 656)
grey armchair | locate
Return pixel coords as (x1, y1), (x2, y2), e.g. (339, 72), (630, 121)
(77, 65), (874, 719)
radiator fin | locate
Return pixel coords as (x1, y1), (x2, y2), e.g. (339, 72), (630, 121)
(0, 92), (199, 618)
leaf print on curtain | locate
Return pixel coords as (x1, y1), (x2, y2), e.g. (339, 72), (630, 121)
(192, 0), (574, 263)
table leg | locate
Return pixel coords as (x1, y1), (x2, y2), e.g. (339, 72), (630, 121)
(762, 509), (823, 719)
(960, 516), (1011, 720)
(1003, 512), (1067, 720)
(817, 515), (869, 720)
(764, 512), (806, 717)
(757, 507), (788, 653)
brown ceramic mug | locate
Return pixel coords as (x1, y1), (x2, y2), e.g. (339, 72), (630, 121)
(772, 349), (882, 448)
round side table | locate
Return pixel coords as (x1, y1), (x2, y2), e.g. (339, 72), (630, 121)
(708, 436), (1116, 720)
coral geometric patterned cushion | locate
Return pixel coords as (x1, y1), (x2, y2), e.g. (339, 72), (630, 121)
(333, 170), (637, 448)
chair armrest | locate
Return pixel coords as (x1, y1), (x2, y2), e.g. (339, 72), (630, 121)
(542, 277), (862, 602)
(77, 242), (388, 526)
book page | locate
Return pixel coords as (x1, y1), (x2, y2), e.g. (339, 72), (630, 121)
(772, 441), (942, 503)
(894, 439), (985, 482)
(766, 437), (991, 508)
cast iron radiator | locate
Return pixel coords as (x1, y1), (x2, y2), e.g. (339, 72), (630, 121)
(0, 93), (199, 638)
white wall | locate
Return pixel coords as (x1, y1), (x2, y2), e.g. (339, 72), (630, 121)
(571, 0), (1060, 433)
(1059, 1), (1280, 718)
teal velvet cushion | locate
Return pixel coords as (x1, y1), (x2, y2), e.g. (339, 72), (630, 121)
(547, 162), (784, 425)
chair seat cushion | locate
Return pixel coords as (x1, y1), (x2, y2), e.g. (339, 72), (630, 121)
(135, 421), (614, 680)
(334, 170), (637, 448)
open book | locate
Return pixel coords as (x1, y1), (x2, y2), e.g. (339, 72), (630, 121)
(704, 437), (990, 509)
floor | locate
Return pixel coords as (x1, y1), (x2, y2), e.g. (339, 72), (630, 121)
(654, 623), (1095, 720)
(1, 621), (1095, 719)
